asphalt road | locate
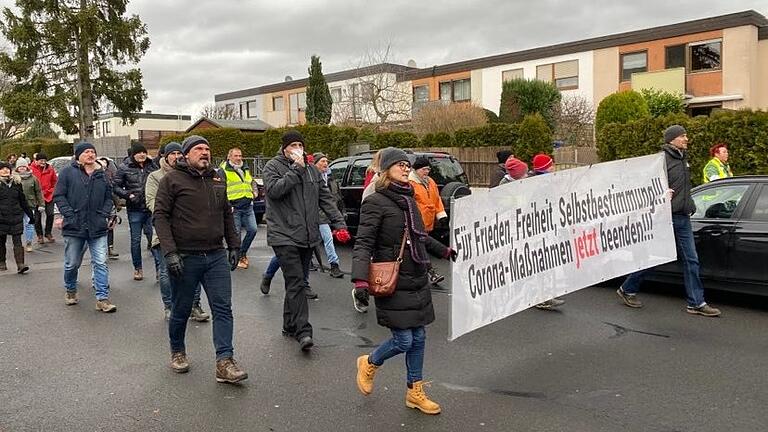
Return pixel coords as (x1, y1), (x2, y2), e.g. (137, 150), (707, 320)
(1, 224), (766, 432)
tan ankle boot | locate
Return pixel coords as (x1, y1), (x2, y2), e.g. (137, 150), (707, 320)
(355, 355), (378, 395)
(406, 381), (441, 415)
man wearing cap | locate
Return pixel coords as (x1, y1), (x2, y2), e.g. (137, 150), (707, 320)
(153, 135), (247, 383)
(409, 156), (448, 285)
(617, 125), (722, 317)
(114, 144), (158, 281)
(702, 143), (733, 183)
(29, 153), (58, 244)
(53, 142), (116, 312)
(219, 147), (258, 270)
(145, 142), (209, 322)
(313, 152), (345, 279)
(263, 130), (350, 351)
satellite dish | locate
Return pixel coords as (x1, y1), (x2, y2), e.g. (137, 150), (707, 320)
(284, 75), (293, 82)
(407, 59), (417, 68)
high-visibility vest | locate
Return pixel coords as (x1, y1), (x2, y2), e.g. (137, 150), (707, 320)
(220, 162), (254, 201)
(702, 158), (733, 183)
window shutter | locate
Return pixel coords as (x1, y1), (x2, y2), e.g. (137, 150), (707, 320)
(536, 64), (552, 82)
(554, 60), (578, 79)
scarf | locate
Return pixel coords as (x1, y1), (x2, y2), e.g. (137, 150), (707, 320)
(18, 171), (32, 180)
(376, 181), (430, 265)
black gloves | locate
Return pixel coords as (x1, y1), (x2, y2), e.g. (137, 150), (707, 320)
(165, 252), (184, 279)
(228, 249), (239, 271)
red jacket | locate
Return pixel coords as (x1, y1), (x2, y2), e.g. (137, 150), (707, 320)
(30, 162), (58, 203)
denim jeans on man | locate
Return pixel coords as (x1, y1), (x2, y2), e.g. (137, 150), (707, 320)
(318, 224), (339, 265)
(63, 235), (110, 300)
(23, 214), (35, 243)
(168, 249), (234, 360)
(232, 205), (257, 256)
(622, 214), (706, 307)
(127, 210), (155, 270)
(151, 246), (203, 309)
(369, 326), (426, 384)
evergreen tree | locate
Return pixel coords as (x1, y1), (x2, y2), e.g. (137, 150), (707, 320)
(305, 55), (332, 124)
(0, 0), (150, 139)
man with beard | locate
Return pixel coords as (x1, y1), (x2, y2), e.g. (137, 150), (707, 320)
(218, 147), (258, 270)
(153, 135), (247, 383)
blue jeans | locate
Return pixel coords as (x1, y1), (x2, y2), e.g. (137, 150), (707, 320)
(63, 235), (110, 300)
(23, 214), (35, 243)
(127, 210), (154, 271)
(622, 214), (706, 307)
(369, 326), (426, 384)
(319, 224), (339, 265)
(168, 249), (234, 360)
(151, 246), (203, 309)
(232, 206), (257, 256)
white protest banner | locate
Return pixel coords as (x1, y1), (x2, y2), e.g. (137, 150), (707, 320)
(449, 153), (676, 340)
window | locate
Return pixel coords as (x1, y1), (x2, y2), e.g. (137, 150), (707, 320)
(746, 186), (768, 222)
(348, 158), (371, 186)
(665, 44), (686, 69)
(692, 184), (749, 219)
(246, 100), (258, 118)
(690, 40), (721, 72)
(413, 85), (429, 104)
(361, 83), (375, 102)
(272, 96), (284, 111)
(554, 60), (578, 90)
(289, 92), (306, 124)
(536, 64), (552, 82)
(438, 79), (471, 102)
(329, 160), (349, 184)
(239, 102), (248, 119)
(330, 87), (342, 103)
(502, 68), (524, 82)
(621, 51), (647, 81)
(225, 103), (235, 113)
(102, 121), (111, 136)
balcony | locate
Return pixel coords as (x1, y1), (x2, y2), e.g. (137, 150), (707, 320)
(630, 67), (686, 95)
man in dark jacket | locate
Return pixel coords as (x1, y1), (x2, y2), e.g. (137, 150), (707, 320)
(488, 149), (513, 188)
(153, 135), (247, 383)
(29, 153), (58, 244)
(53, 142), (116, 312)
(617, 125), (721, 317)
(114, 144), (158, 281)
(263, 130), (350, 351)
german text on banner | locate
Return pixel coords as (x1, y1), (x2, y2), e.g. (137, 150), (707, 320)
(449, 154), (676, 340)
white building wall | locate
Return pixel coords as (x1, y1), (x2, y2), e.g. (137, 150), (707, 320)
(328, 72), (413, 124)
(214, 95), (266, 120)
(479, 50), (595, 114)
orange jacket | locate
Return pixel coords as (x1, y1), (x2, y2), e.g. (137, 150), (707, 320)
(409, 171), (446, 232)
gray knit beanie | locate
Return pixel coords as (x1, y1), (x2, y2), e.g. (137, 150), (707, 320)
(378, 147), (409, 172)
(664, 125), (687, 143)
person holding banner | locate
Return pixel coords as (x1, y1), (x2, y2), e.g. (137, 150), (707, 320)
(352, 147), (455, 415)
(617, 125), (721, 317)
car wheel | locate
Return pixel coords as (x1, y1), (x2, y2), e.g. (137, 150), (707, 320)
(440, 181), (472, 209)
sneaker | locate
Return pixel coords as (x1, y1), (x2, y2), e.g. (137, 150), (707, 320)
(406, 381), (441, 415)
(535, 298), (566, 310)
(616, 287), (643, 308)
(356, 354), (378, 395)
(64, 291), (78, 305)
(164, 307), (171, 321)
(108, 247), (119, 259)
(329, 263), (344, 278)
(95, 299), (117, 313)
(190, 304), (210, 322)
(427, 267), (445, 285)
(686, 304), (721, 317)
(298, 336), (314, 351)
(352, 288), (369, 313)
(237, 256), (249, 269)
(260, 275), (272, 295)
(25, 242), (32, 253)
(133, 269), (143, 281)
(170, 352), (189, 373)
(305, 286), (318, 299)
(37, 235), (45, 245)
(45, 234), (55, 243)
(216, 357), (248, 383)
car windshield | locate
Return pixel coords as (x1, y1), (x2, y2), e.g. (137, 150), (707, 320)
(428, 156), (468, 186)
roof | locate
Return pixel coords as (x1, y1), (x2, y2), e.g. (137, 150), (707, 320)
(400, 10), (768, 80)
(214, 63), (416, 102)
(96, 112), (192, 121)
(186, 117), (274, 132)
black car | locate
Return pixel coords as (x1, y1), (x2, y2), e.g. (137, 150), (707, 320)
(329, 151), (472, 242)
(646, 176), (768, 296)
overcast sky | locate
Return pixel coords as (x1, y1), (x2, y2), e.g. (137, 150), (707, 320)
(2, 1), (767, 118)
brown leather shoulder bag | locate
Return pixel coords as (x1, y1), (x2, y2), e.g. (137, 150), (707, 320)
(367, 230), (408, 297)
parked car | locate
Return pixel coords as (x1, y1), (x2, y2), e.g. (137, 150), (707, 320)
(646, 175), (768, 296)
(329, 151), (472, 243)
(49, 156), (74, 174)
(253, 177), (265, 224)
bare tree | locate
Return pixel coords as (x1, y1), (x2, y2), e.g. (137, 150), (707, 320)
(199, 103), (238, 120)
(0, 71), (26, 140)
(333, 44), (413, 129)
(553, 94), (595, 147)
(411, 102), (487, 136)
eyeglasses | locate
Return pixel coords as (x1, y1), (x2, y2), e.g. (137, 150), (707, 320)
(395, 162), (411, 169)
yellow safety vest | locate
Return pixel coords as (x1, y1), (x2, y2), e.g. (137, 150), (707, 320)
(702, 158), (733, 183)
(220, 162), (254, 201)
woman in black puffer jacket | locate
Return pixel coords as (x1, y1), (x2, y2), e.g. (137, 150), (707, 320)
(0, 161), (34, 273)
(351, 147), (455, 415)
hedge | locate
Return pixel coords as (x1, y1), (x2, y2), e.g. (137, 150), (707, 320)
(597, 110), (768, 185)
(595, 90), (650, 134)
(1, 138), (71, 160)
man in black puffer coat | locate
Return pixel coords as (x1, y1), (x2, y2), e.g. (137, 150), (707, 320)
(114, 144), (158, 281)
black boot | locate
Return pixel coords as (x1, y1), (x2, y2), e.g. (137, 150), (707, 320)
(329, 263), (343, 278)
(260, 275), (272, 295)
(427, 265), (444, 285)
(14, 245), (29, 274)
